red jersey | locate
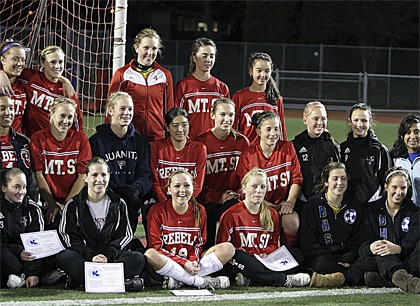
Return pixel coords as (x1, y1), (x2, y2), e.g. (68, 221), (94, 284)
(10, 81), (27, 134)
(235, 142), (303, 205)
(232, 88), (287, 144)
(30, 128), (92, 203)
(195, 129), (250, 204)
(216, 201), (280, 255)
(150, 137), (207, 202)
(0, 135), (18, 169)
(147, 199), (206, 266)
(175, 75), (229, 139)
(109, 60), (174, 142)
(20, 70), (83, 138)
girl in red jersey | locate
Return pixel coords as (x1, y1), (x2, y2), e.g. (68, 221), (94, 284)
(195, 97), (250, 249)
(20, 46), (82, 138)
(150, 107), (206, 203)
(109, 28), (174, 142)
(217, 168), (310, 287)
(232, 52), (287, 144)
(0, 40), (28, 134)
(234, 112), (303, 249)
(145, 169), (235, 289)
(0, 44), (81, 137)
(30, 97), (91, 229)
(174, 37), (229, 139)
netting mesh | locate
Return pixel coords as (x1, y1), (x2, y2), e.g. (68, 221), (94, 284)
(0, 0), (115, 136)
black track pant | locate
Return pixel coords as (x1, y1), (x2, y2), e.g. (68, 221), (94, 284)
(344, 243), (420, 285)
(56, 249), (145, 284)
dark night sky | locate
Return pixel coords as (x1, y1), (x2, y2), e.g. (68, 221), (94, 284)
(126, 0), (419, 48)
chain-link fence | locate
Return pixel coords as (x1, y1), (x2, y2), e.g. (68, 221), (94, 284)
(162, 41), (419, 111)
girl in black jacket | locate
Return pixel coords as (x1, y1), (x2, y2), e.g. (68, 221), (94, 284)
(56, 157), (145, 291)
(0, 168), (44, 288)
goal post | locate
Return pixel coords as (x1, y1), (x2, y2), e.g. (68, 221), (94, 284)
(0, 0), (123, 136)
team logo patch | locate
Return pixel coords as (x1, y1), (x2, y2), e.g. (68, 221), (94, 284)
(401, 217), (410, 232)
(319, 206), (327, 218)
(20, 216), (27, 228)
(344, 209), (357, 224)
(379, 214), (387, 226)
(365, 156), (375, 165)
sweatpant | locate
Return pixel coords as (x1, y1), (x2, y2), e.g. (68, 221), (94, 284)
(305, 253), (348, 274)
(56, 249), (145, 284)
(344, 244), (420, 286)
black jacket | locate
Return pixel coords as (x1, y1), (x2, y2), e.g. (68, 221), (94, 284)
(300, 192), (364, 263)
(292, 130), (340, 201)
(0, 195), (44, 276)
(358, 197), (419, 259)
(58, 187), (133, 262)
(340, 130), (391, 204)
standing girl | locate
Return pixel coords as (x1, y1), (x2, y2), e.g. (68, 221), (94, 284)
(292, 101), (340, 211)
(217, 168), (310, 287)
(235, 112), (303, 248)
(195, 97), (250, 249)
(89, 91), (152, 232)
(109, 28), (174, 142)
(21, 46), (82, 138)
(390, 114), (420, 207)
(233, 52), (287, 144)
(145, 169), (234, 289)
(300, 162), (364, 275)
(150, 107), (206, 203)
(57, 157), (145, 291)
(30, 97), (91, 228)
(340, 103), (391, 204)
(175, 37), (229, 139)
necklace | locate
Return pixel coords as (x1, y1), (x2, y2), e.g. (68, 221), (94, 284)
(325, 193), (342, 214)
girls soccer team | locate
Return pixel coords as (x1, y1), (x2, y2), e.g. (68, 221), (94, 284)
(0, 32), (418, 293)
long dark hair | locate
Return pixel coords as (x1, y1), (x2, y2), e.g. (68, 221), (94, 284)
(314, 162), (349, 194)
(390, 115), (420, 158)
(248, 52), (280, 105)
(188, 37), (217, 75)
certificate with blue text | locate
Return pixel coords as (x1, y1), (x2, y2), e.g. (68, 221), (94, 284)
(85, 262), (125, 293)
(20, 230), (65, 259)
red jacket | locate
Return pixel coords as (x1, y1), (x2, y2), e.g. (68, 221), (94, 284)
(109, 60), (174, 142)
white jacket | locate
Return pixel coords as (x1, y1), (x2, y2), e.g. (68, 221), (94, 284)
(394, 156), (420, 207)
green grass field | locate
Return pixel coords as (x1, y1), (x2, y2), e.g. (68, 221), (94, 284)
(0, 115), (406, 305)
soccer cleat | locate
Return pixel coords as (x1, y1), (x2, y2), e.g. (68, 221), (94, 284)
(7, 274), (26, 288)
(364, 271), (394, 288)
(65, 275), (83, 290)
(198, 276), (230, 290)
(41, 269), (66, 285)
(310, 272), (345, 287)
(284, 273), (311, 287)
(125, 276), (145, 292)
(235, 273), (252, 286)
(162, 276), (184, 289)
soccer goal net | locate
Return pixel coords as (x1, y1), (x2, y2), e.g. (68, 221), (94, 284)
(0, 0), (118, 136)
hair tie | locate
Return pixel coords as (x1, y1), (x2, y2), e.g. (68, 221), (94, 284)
(385, 170), (408, 183)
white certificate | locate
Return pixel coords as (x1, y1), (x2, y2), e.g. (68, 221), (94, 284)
(84, 262), (125, 293)
(254, 245), (299, 272)
(20, 230), (65, 259)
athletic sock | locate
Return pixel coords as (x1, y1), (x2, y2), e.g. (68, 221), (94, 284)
(156, 258), (205, 287)
(197, 252), (223, 277)
(281, 231), (298, 249)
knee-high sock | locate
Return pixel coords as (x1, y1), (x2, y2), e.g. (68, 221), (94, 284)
(197, 252), (223, 277)
(156, 258), (205, 287)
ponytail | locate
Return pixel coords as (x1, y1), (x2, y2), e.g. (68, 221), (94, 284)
(260, 200), (274, 232)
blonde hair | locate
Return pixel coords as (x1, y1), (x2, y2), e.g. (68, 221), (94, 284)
(49, 97), (77, 114)
(303, 101), (326, 119)
(39, 45), (64, 63)
(106, 91), (133, 115)
(242, 168), (273, 232)
(133, 28), (163, 58)
(167, 169), (201, 229)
